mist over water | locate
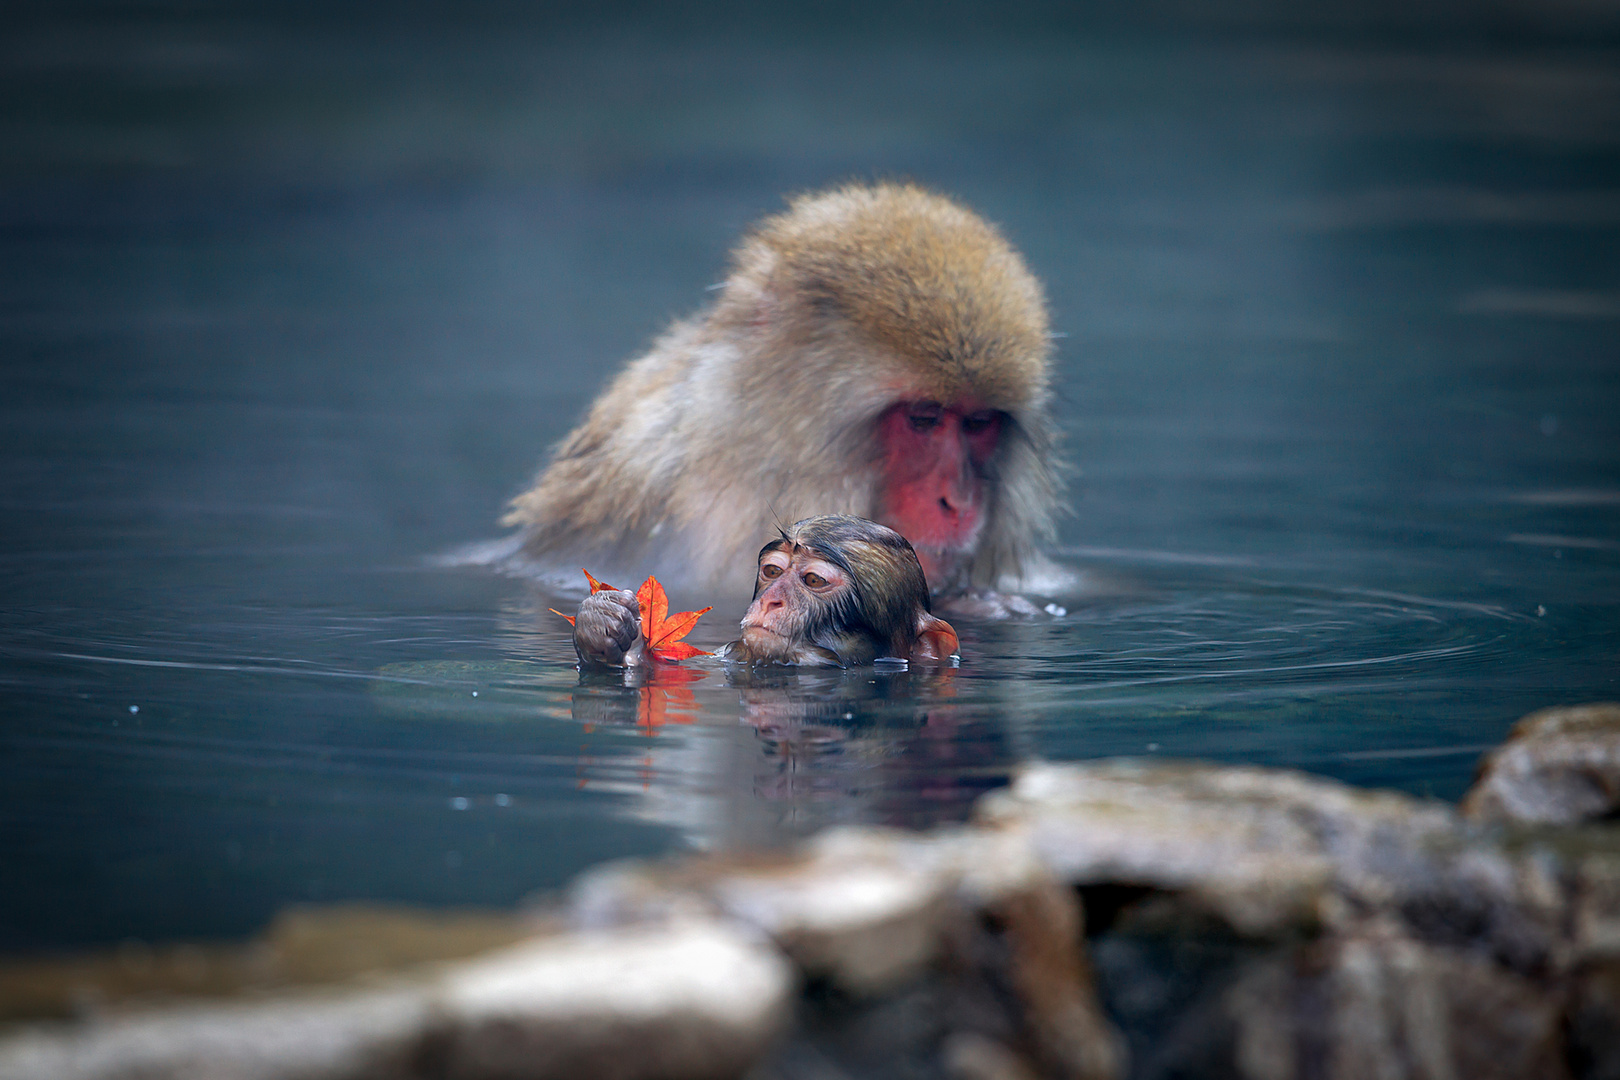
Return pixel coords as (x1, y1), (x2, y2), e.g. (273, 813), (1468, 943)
(1, 3), (1616, 952)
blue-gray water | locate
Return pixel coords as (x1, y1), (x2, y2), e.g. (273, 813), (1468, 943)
(2, 7), (1617, 953)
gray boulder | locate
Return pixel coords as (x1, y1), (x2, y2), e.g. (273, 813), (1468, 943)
(1464, 703), (1620, 825)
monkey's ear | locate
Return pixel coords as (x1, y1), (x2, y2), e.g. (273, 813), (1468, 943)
(912, 614), (960, 662)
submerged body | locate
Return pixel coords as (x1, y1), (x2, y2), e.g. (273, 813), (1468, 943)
(507, 183), (1065, 612)
(571, 516), (958, 668)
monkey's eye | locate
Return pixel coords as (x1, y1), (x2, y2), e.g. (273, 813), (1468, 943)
(760, 563), (785, 580)
(905, 403), (945, 432)
(802, 571), (828, 588)
(961, 411), (1000, 434)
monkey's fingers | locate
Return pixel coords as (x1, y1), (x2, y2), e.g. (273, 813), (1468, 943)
(573, 590), (643, 667)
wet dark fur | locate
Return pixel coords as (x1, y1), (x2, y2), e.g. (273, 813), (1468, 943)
(725, 515), (934, 666)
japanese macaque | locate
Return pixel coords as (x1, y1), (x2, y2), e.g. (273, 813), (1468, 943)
(505, 182), (1064, 613)
(572, 515), (958, 668)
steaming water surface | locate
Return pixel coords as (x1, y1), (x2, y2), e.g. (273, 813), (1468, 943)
(1, 21), (1616, 951)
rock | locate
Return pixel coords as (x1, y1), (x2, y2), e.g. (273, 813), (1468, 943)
(1229, 920), (1568, 1080)
(976, 877), (1125, 1080)
(941, 1032), (1043, 1080)
(1568, 961), (1620, 1080)
(0, 920), (793, 1080)
(15, 730), (1620, 1080)
(432, 919), (794, 1080)
(568, 827), (1125, 1079)
(980, 760), (1587, 978)
(0, 905), (536, 1024)
(1573, 841), (1620, 962)
(976, 762), (1332, 936)
(1463, 703), (1620, 825)
(569, 834), (950, 996)
(978, 761), (1465, 938)
(709, 840), (947, 996)
(0, 986), (431, 1080)
(979, 760), (1612, 1079)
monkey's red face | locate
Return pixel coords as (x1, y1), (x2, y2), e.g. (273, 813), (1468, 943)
(723, 517), (959, 667)
(876, 400), (1002, 584)
(741, 546), (848, 641)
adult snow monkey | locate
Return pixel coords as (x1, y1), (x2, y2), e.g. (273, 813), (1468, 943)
(504, 182), (1066, 617)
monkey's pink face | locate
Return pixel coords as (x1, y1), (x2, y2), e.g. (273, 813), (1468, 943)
(740, 547), (848, 649)
(876, 400), (1001, 583)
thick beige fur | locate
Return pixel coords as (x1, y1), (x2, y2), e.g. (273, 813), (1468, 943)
(504, 182), (1061, 597)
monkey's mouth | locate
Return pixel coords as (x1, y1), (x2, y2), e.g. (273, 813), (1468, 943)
(730, 624), (816, 665)
(739, 623), (791, 646)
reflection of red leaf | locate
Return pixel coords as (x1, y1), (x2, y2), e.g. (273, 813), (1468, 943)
(637, 666), (707, 733)
(635, 667), (706, 735)
(637, 685), (698, 735)
(636, 575), (712, 663)
(550, 569), (620, 627)
(650, 665), (707, 688)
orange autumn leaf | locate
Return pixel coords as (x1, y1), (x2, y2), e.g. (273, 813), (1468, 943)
(636, 575), (712, 662)
(550, 569), (621, 626)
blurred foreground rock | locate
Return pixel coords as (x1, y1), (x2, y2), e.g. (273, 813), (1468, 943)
(1464, 703), (1620, 825)
(985, 761), (1581, 1079)
(2, 702), (1618, 1080)
(0, 921), (792, 1080)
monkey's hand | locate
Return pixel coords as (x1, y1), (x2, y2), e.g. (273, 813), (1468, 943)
(572, 589), (645, 668)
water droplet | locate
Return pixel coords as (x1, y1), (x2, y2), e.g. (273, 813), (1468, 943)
(1044, 603), (1067, 617)
(471, 691), (478, 697)
(128, 705), (139, 714)
(449, 797), (469, 810)
(494, 793), (512, 807)
(1147, 743), (1160, 752)
(1536, 605), (1547, 617)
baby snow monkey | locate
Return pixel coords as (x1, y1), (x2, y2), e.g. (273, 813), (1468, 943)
(571, 516), (959, 668)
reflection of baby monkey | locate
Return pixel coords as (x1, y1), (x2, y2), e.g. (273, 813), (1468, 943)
(571, 516), (959, 668)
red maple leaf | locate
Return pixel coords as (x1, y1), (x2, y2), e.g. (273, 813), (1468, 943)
(636, 575), (712, 662)
(551, 571), (710, 663)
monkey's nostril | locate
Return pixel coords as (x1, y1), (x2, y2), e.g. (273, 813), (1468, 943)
(939, 497), (956, 517)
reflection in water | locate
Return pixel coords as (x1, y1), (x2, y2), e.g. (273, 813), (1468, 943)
(482, 548), (1597, 860)
(560, 659), (1010, 849)
(571, 665), (706, 735)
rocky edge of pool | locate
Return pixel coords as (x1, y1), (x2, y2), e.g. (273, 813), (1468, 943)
(2, 702), (1618, 1080)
